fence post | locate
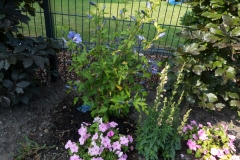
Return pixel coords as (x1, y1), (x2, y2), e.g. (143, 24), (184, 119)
(43, 0), (58, 82)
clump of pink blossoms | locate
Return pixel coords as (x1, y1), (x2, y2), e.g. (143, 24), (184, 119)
(65, 117), (134, 160)
(182, 120), (239, 160)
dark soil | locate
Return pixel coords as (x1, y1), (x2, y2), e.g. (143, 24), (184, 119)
(0, 81), (240, 160)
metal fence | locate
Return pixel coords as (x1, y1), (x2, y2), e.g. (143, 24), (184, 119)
(19, 0), (191, 82)
(20, 0), (191, 51)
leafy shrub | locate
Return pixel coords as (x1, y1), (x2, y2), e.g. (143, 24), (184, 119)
(182, 121), (239, 160)
(180, 11), (197, 26)
(0, 0), (60, 106)
(169, 0), (240, 110)
(66, 1), (165, 120)
(136, 64), (190, 160)
(65, 117), (134, 160)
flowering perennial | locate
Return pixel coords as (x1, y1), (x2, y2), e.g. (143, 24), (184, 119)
(182, 120), (239, 160)
(65, 117), (134, 160)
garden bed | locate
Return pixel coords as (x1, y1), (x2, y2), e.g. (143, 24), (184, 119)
(0, 80), (239, 160)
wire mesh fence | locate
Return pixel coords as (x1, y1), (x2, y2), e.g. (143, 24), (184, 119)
(18, 0), (191, 82)
(20, 0), (191, 50)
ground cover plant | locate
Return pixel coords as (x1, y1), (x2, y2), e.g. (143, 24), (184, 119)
(20, 0), (189, 48)
(182, 120), (238, 160)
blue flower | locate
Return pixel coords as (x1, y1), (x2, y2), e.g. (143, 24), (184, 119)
(158, 32), (166, 38)
(67, 31), (82, 44)
(150, 64), (158, 74)
(77, 104), (90, 113)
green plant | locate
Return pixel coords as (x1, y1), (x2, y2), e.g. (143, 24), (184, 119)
(14, 136), (55, 160)
(65, 117), (134, 160)
(182, 121), (239, 160)
(0, 0), (60, 106)
(66, 1), (165, 120)
(180, 11), (196, 26)
(135, 64), (189, 160)
(169, 0), (240, 110)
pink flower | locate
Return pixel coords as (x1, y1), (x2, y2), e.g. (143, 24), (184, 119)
(182, 126), (188, 133)
(99, 123), (109, 132)
(107, 130), (114, 137)
(127, 135), (133, 143)
(116, 150), (123, 158)
(78, 126), (87, 136)
(192, 134), (198, 140)
(198, 124), (203, 129)
(210, 155), (217, 160)
(198, 129), (208, 141)
(65, 140), (73, 149)
(217, 149), (224, 158)
(228, 134), (236, 142)
(190, 120), (197, 126)
(228, 141), (236, 152)
(120, 136), (129, 146)
(207, 122), (212, 127)
(112, 141), (121, 151)
(109, 121), (118, 128)
(186, 139), (198, 151)
(210, 148), (218, 156)
(88, 145), (100, 156)
(101, 136), (111, 148)
(70, 154), (83, 160)
(69, 142), (79, 153)
(79, 137), (85, 145)
(119, 153), (128, 160)
(187, 124), (193, 130)
(92, 133), (98, 140)
(223, 148), (229, 154)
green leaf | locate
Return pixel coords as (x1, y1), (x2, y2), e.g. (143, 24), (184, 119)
(203, 33), (219, 43)
(212, 61), (222, 69)
(229, 100), (240, 108)
(13, 45), (27, 53)
(16, 81), (31, 88)
(0, 60), (4, 70)
(187, 149), (192, 154)
(228, 92), (239, 99)
(11, 70), (19, 81)
(201, 12), (222, 20)
(206, 102), (216, 110)
(73, 97), (79, 105)
(2, 80), (14, 88)
(31, 42), (48, 54)
(4, 59), (10, 70)
(16, 87), (24, 94)
(23, 58), (33, 68)
(34, 56), (45, 68)
(231, 27), (240, 36)
(1, 97), (11, 106)
(7, 57), (17, 64)
(215, 68), (224, 76)
(206, 93), (218, 102)
(21, 95), (29, 104)
(195, 150), (202, 158)
(192, 65), (204, 75)
(215, 103), (225, 110)
(222, 14), (233, 26)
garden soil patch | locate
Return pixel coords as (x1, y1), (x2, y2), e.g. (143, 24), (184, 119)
(0, 81), (240, 160)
